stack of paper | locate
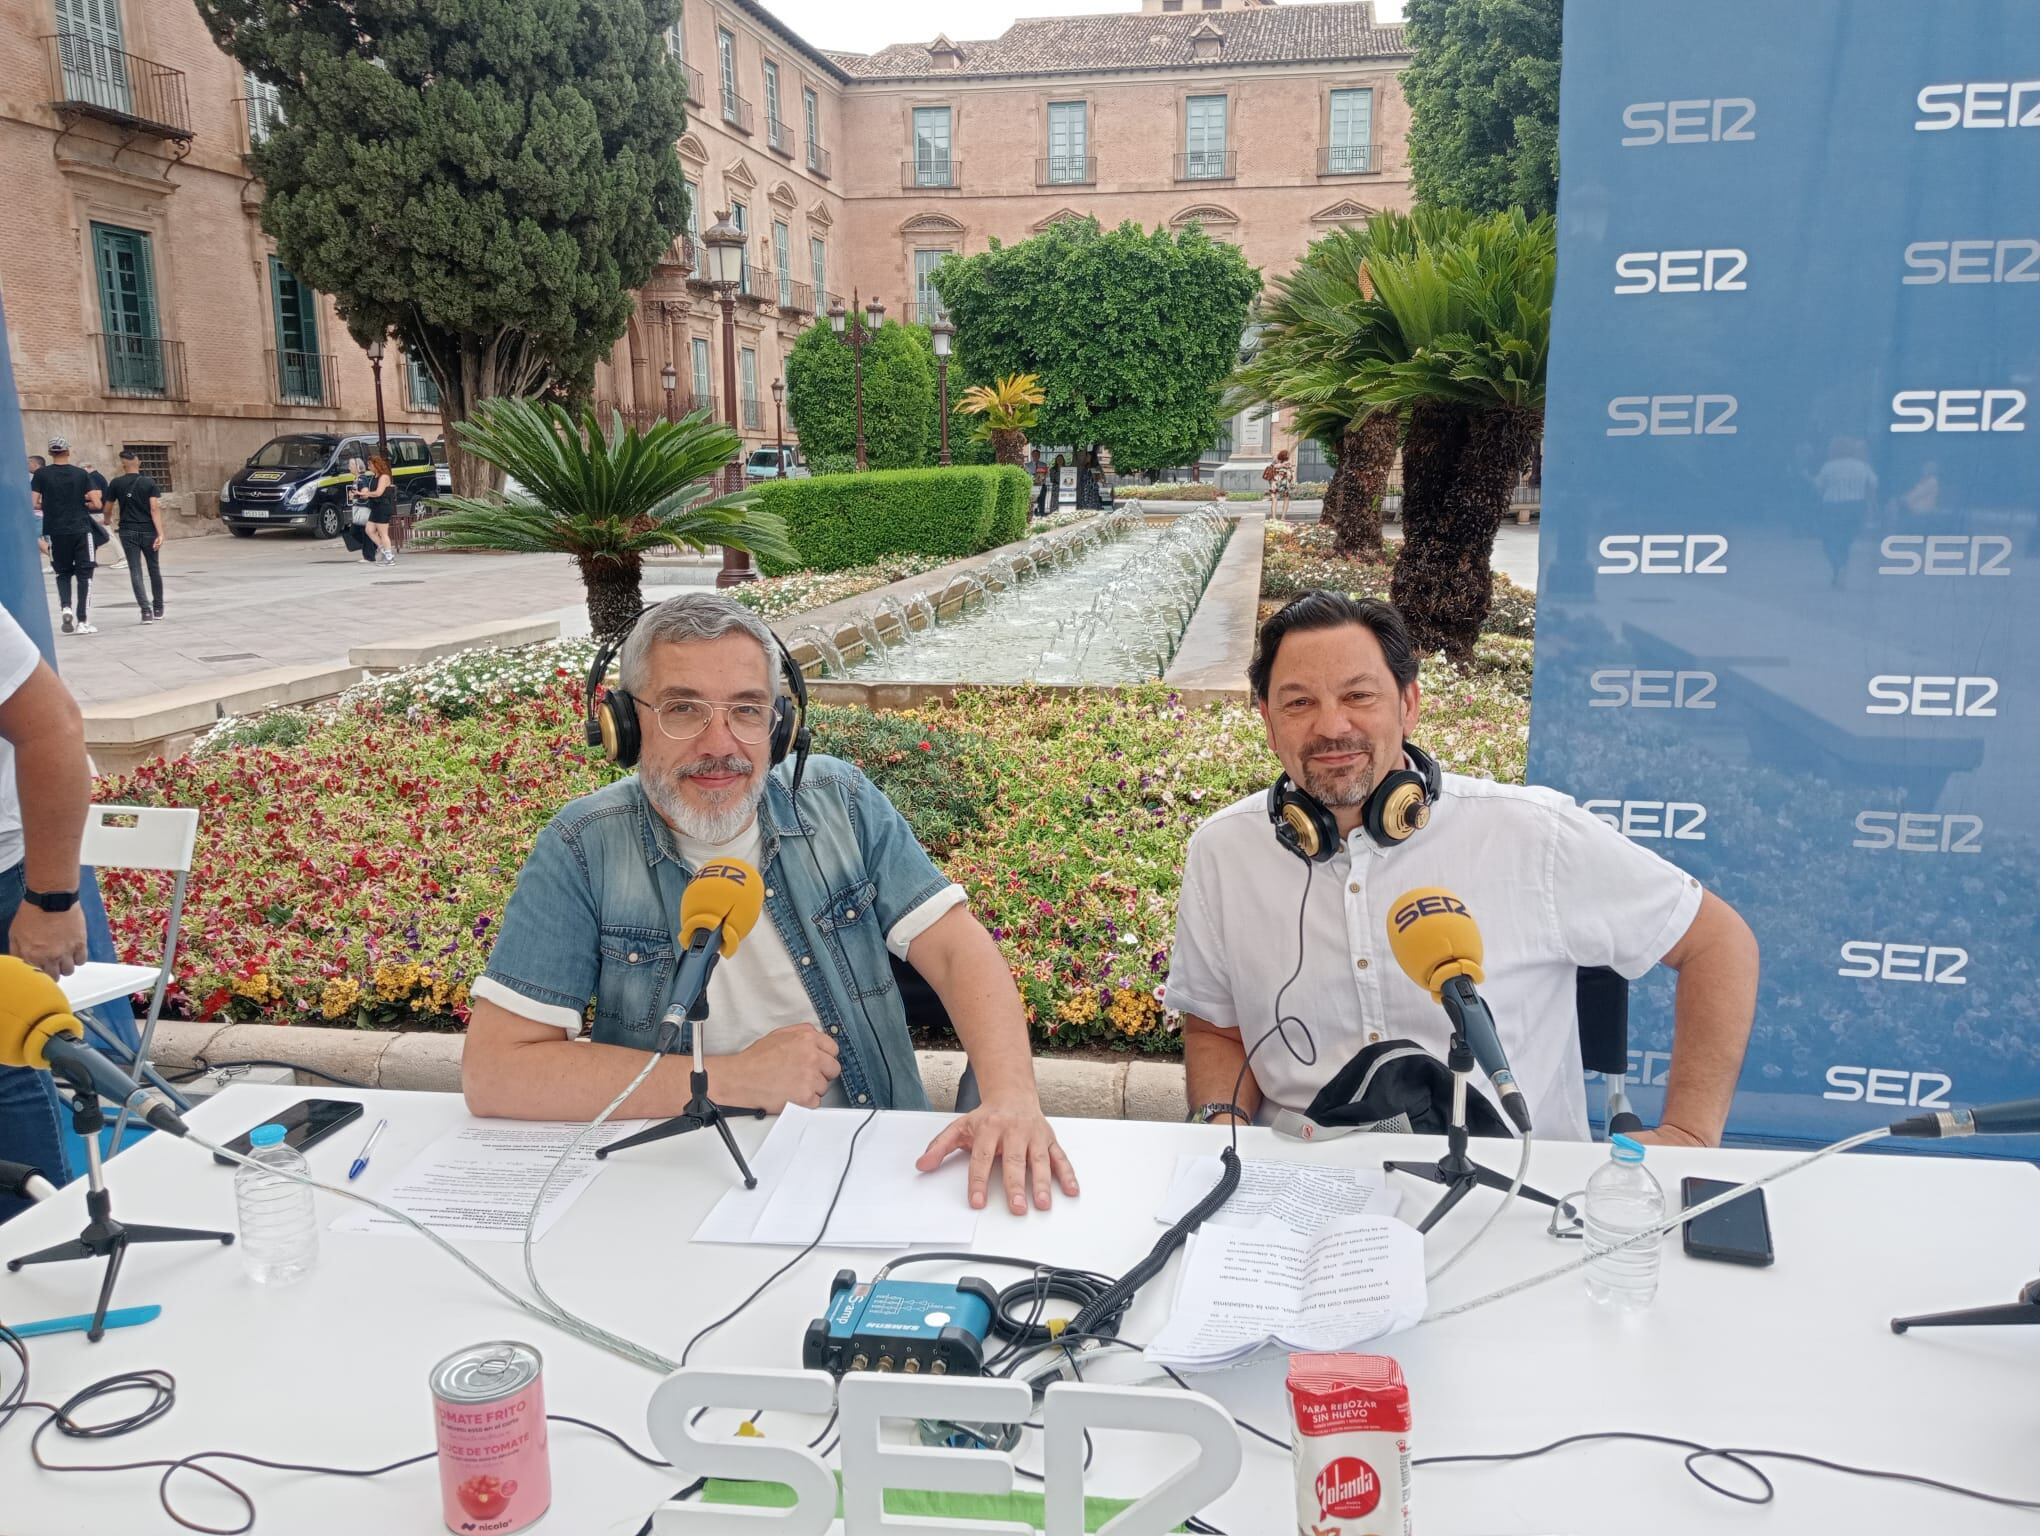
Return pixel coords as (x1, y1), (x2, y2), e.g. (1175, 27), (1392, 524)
(1154, 1154), (1401, 1239)
(1144, 1216), (1426, 1370)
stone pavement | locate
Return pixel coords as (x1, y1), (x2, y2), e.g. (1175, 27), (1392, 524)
(40, 536), (714, 708)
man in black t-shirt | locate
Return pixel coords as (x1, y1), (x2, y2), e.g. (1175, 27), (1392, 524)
(29, 438), (100, 634)
(106, 449), (166, 622)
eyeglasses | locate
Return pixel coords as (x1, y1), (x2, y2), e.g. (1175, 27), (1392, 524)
(640, 696), (777, 745)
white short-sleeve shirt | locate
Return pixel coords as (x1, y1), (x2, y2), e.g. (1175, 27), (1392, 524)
(1163, 773), (1705, 1142)
(0, 607), (44, 873)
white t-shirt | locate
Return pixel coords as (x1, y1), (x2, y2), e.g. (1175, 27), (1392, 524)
(477, 812), (968, 1107)
(0, 606), (42, 873)
(1163, 773), (1705, 1142)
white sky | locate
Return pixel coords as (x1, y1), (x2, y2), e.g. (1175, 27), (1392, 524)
(762, 0), (1405, 57)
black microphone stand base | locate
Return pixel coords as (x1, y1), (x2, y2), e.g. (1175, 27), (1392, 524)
(1384, 1140), (1559, 1234)
(1892, 1276), (2040, 1334)
(7, 1089), (232, 1342)
(594, 1068), (764, 1189)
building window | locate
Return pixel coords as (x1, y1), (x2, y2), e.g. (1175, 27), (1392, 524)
(914, 250), (949, 324)
(682, 178), (702, 275)
(773, 219), (792, 305)
(804, 85), (820, 150)
(91, 223), (166, 397)
(1185, 94), (1228, 180)
(731, 199), (749, 294)
(405, 351), (440, 411)
(763, 59), (781, 132)
(913, 105), (952, 187)
(665, 1), (684, 58)
(1328, 87), (1374, 174)
(1162, 0), (1181, 10)
(122, 442), (174, 491)
(1046, 100), (1087, 184)
(690, 336), (712, 408)
(717, 28), (737, 116)
(1295, 436), (1331, 483)
(268, 255), (325, 405)
(56, 0), (132, 115)
(810, 235), (827, 301)
(740, 345), (759, 428)
(243, 70), (284, 146)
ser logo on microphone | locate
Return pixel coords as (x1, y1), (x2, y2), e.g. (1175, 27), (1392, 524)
(696, 862), (752, 885)
(1390, 892), (1466, 933)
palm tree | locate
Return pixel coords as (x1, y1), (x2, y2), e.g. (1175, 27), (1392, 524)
(1350, 208), (1553, 661)
(421, 399), (796, 641)
(957, 373), (1046, 466)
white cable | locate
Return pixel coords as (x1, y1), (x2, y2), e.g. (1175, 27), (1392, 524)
(1423, 1129), (1534, 1283)
(190, 1130), (679, 1375)
(1422, 1126), (1892, 1324)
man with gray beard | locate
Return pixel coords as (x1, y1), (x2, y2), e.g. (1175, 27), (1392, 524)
(463, 594), (1077, 1215)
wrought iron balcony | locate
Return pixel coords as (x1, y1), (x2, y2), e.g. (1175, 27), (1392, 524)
(741, 396), (763, 431)
(766, 116), (793, 156)
(903, 158), (959, 190)
(678, 61), (704, 107)
(1037, 155), (1095, 187)
(235, 93), (284, 159)
(1175, 149), (1236, 182)
(1318, 144), (1378, 175)
(269, 348), (338, 408)
(721, 89), (753, 135)
(779, 279), (815, 315)
(44, 33), (192, 142)
(805, 139), (832, 179)
(94, 333), (186, 401)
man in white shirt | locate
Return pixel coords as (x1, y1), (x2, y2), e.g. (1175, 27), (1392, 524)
(1164, 592), (1758, 1146)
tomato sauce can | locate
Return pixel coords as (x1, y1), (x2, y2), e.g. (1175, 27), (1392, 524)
(431, 1340), (551, 1533)
(1286, 1352), (1413, 1536)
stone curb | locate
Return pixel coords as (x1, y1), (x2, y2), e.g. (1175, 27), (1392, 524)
(150, 1020), (1186, 1119)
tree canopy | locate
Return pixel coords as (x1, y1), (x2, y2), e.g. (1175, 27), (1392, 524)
(1402, 0), (1563, 217)
(784, 319), (935, 471)
(195, 0), (690, 490)
(930, 219), (1260, 474)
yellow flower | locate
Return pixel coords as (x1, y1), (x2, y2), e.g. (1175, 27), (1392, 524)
(1053, 994), (1100, 1026)
(319, 977), (362, 1020)
(1107, 989), (1157, 1037)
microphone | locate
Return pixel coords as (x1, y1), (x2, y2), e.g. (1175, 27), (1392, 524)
(657, 859), (768, 1056)
(0, 1158), (57, 1203)
(1890, 1097), (2040, 1139)
(1385, 888), (1533, 1134)
(0, 955), (189, 1139)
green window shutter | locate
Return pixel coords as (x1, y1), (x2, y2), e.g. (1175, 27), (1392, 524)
(91, 223), (162, 395)
(269, 255), (324, 404)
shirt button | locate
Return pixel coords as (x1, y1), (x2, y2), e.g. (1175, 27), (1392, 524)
(1368, 1032), (1382, 1044)
(627, 951), (639, 963)
(1349, 882), (1360, 894)
(765, 887), (775, 898)
(1356, 958), (1370, 971)
(800, 955), (812, 967)
(845, 907), (857, 919)
(857, 1093), (869, 1104)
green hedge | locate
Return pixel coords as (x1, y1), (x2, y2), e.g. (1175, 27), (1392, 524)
(754, 466), (1032, 575)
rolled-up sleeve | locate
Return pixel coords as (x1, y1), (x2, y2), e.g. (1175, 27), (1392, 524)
(1547, 799), (1703, 980)
(475, 821), (598, 1033)
(845, 764), (957, 942)
(1162, 826), (1237, 1031)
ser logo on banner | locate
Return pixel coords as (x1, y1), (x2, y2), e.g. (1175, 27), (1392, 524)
(1597, 534), (1728, 574)
(1588, 669), (1717, 709)
(1583, 799), (1709, 841)
(1824, 1065), (1955, 1108)
(1619, 97), (1757, 145)
(1864, 675), (1998, 717)
(1853, 811), (1985, 854)
(1614, 249), (1748, 294)
(1605, 394), (1739, 436)
(1902, 239), (2040, 284)
(1838, 941), (1970, 986)
(1878, 534), (2012, 576)
(1889, 389), (2026, 433)
(1915, 81), (2040, 130)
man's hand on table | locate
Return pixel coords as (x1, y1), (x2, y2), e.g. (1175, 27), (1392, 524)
(718, 1023), (840, 1112)
(917, 1097), (1080, 1214)
(9, 903), (87, 979)
(1632, 1123), (1710, 1149)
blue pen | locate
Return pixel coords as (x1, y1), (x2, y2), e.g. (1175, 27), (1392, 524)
(348, 1118), (389, 1181)
(10, 1305), (160, 1339)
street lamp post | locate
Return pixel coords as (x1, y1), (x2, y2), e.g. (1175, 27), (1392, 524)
(828, 291), (885, 471)
(365, 337), (390, 462)
(703, 209), (756, 587)
(929, 318), (954, 467)
(660, 360), (679, 423)
(771, 377), (786, 473)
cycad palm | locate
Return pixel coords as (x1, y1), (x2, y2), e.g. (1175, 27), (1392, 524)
(422, 399), (796, 641)
(957, 373), (1046, 466)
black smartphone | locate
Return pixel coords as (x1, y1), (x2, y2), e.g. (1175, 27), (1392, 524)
(1680, 1176), (1774, 1267)
(212, 1098), (365, 1167)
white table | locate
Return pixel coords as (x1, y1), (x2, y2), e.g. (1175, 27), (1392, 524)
(58, 961), (161, 1012)
(2, 1085), (2035, 1534)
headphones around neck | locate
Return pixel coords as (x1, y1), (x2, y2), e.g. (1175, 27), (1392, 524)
(1267, 741), (1441, 863)
(583, 605), (812, 795)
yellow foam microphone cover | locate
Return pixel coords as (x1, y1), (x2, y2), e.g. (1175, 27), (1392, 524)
(0, 954), (87, 1069)
(679, 859), (767, 958)
(1384, 887), (1486, 1001)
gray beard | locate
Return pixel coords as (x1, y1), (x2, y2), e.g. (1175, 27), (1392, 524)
(1300, 759), (1378, 808)
(644, 767), (766, 844)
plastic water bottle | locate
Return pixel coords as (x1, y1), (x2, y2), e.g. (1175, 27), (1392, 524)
(1583, 1132), (1664, 1309)
(235, 1124), (319, 1285)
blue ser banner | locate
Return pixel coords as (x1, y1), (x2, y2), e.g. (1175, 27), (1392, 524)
(1531, 2), (2040, 1151)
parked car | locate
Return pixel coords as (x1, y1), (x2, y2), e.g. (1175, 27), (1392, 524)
(743, 445), (809, 479)
(430, 438), (453, 494)
(219, 432), (438, 538)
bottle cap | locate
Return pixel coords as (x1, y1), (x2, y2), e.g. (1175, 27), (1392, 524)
(1611, 1132), (1645, 1163)
(250, 1124), (288, 1148)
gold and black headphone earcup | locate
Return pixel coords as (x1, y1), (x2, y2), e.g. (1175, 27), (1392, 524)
(1280, 802), (1325, 861)
(1374, 776), (1431, 843)
(599, 690), (640, 768)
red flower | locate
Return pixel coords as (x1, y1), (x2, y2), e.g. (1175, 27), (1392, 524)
(918, 740), (933, 751)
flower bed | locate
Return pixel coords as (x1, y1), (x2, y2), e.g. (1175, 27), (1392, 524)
(1262, 522), (1536, 639)
(97, 639), (1531, 1052)
(727, 553), (952, 620)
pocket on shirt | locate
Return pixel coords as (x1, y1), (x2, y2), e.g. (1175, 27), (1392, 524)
(593, 925), (675, 1041)
(810, 878), (895, 1001)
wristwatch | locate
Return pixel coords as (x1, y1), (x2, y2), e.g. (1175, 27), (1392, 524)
(21, 887), (80, 913)
(1188, 1101), (1251, 1126)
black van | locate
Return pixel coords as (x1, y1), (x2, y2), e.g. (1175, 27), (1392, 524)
(219, 432), (439, 538)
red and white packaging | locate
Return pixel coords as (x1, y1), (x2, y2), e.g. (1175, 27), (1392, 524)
(1286, 1352), (1413, 1536)
(431, 1341), (551, 1534)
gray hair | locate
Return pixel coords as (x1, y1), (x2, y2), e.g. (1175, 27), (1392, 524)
(618, 592), (783, 698)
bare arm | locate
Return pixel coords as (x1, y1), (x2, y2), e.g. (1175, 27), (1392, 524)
(0, 662), (90, 976)
(1181, 1013), (1259, 1126)
(460, 996), (839, 1120)
(149, 495), (163, 548)
(1642, 889), (1759, 1148)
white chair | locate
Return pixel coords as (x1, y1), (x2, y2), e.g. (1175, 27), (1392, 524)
(56, 803), (200, 1150)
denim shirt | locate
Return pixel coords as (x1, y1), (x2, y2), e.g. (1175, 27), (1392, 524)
(479, 755), (944, 1110)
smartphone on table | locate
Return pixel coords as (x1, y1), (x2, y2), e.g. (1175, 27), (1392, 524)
(1680, 1176), (1774, 1267)
(212, 1098), (365, 1167)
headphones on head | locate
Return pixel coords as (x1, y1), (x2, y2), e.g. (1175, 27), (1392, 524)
(584, 604), (812, 787)
(1267, 741), (1441, 863)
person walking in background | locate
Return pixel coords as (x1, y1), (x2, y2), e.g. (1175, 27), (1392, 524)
(1262, 448), (1295, 522)
(29, 439), (100, 634)
(80, 459), (121, 571)
(1029, 447), (1049, 519)
(341, 455), (377, 564)
(25, 456), (44, 544)
(362, 452), (397, 564)
(106, 449), (166, 623)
